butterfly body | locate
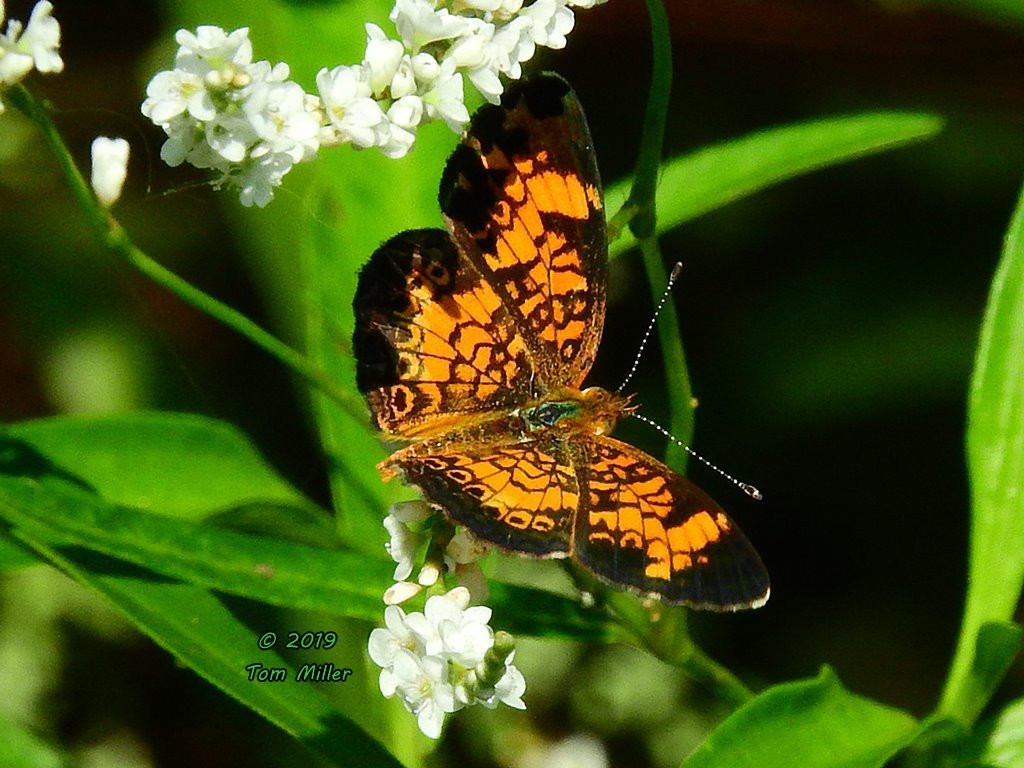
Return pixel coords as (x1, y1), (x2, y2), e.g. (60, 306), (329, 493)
(354, 74), (770, 610)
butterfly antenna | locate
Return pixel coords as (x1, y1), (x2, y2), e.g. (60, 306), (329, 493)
(631, 412), (763, 500)
(615, 261), (684, 394)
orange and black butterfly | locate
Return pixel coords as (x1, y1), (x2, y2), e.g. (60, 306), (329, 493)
(353, 74), (769, 610)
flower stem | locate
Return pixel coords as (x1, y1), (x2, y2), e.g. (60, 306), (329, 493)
(8, 84), (366, 420)
(626, 0), (672, 241)
(625, 0), (695, 459)
(606, 590), (753, 708)
(605, 0), (751, 713)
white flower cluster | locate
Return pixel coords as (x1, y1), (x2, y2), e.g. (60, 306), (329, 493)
(383, 500), (491, 604)
(141, 0), (606, 206)
(0, 0), (63, 112)
(368, 587), (526, 739)
(141, 26), (321, 208)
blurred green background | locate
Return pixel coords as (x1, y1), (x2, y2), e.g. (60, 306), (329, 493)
(2, 0), (1023, 766)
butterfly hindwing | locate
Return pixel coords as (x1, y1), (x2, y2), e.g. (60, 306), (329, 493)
(385, 439), (578, 557)
(440, 73), (608, 389)
(573, 436), (770, 610)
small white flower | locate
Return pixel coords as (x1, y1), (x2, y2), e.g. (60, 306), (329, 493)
(368, 604), (423, 669)
(232, 152), (295, 208)
(364, 23), (404, 97)
(493, 14), (535, 76)
(20, 1), (61, 73)
(421, 60), (470, 131)
(141, 69), (206, 124)
(205, 112), (256, 163)
(446, 17), (497, 72)
(384, 514), (420, 580)
(436, 610), (493, 666)
(391, 649), (457, 739)
(245, 80), (321, 163)
(390, 0), (470, 51)
(317, 64), (389, 149)
(388, 93), (423, 130)
(382, 499), (432, 580)
(389, 55), (417, 99)
(444, 16), (526, 104)
(0, 41), (34, 86)
(475, 653), (527, 710)
(383, 580), (424, 605)
(174, 25), (253, 71)
(390, 500), (434, 524)
(410, 51), (440, 82)
(90, 136), (130, 208)
(0, 0), (62, 86)
(446, 528), (490, 565)
(521, 0), (575, 50)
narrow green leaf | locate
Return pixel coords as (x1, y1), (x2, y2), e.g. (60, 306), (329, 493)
(4, 531), (400, 768)
(682, 667), (919, 768)
(607, 112), (944, 259)
(0, 471), (388, 620)
(0, 531), (36, 570)
(918, 0), (1024, 26)
(983, 696), (1024, 768)
(0, 463), (613, 640)
(940, 180), (1024, 726)
(0, 711), (67, 768)
(4, 413), (314, 522)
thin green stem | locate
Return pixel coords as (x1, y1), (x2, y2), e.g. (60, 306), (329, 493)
(626, 0), (672, 240)
(639, 237), (695, 461)
(609, 591), (753, 708)
(622, 0), (694, 462)
(559, 561), (752, 709)
(603, 0), (748, 714)
(8, 85), (365, 420)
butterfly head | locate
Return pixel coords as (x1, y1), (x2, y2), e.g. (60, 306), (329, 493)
(521, 386), (632, 438)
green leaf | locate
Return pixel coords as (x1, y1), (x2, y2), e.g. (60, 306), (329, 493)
(940, 180), (1024, 726)
(4, 413), (315, 522)
(983, 696), (1024, 768)
(2, 533), (400, 767)
(607, 111), (944, 259)
(0, 454), (613, 640)
(0, 470), (388, 620)
(0, 417), (401, 766)
(681, 667), (919, 768)
(0, 711), (67, 768)
(0, 532), (36, 570)
(916, 0), (1024, 27)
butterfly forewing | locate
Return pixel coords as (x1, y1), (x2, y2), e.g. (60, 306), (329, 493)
(353, 228), (535, 437)
(440, 74), (608, 390)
